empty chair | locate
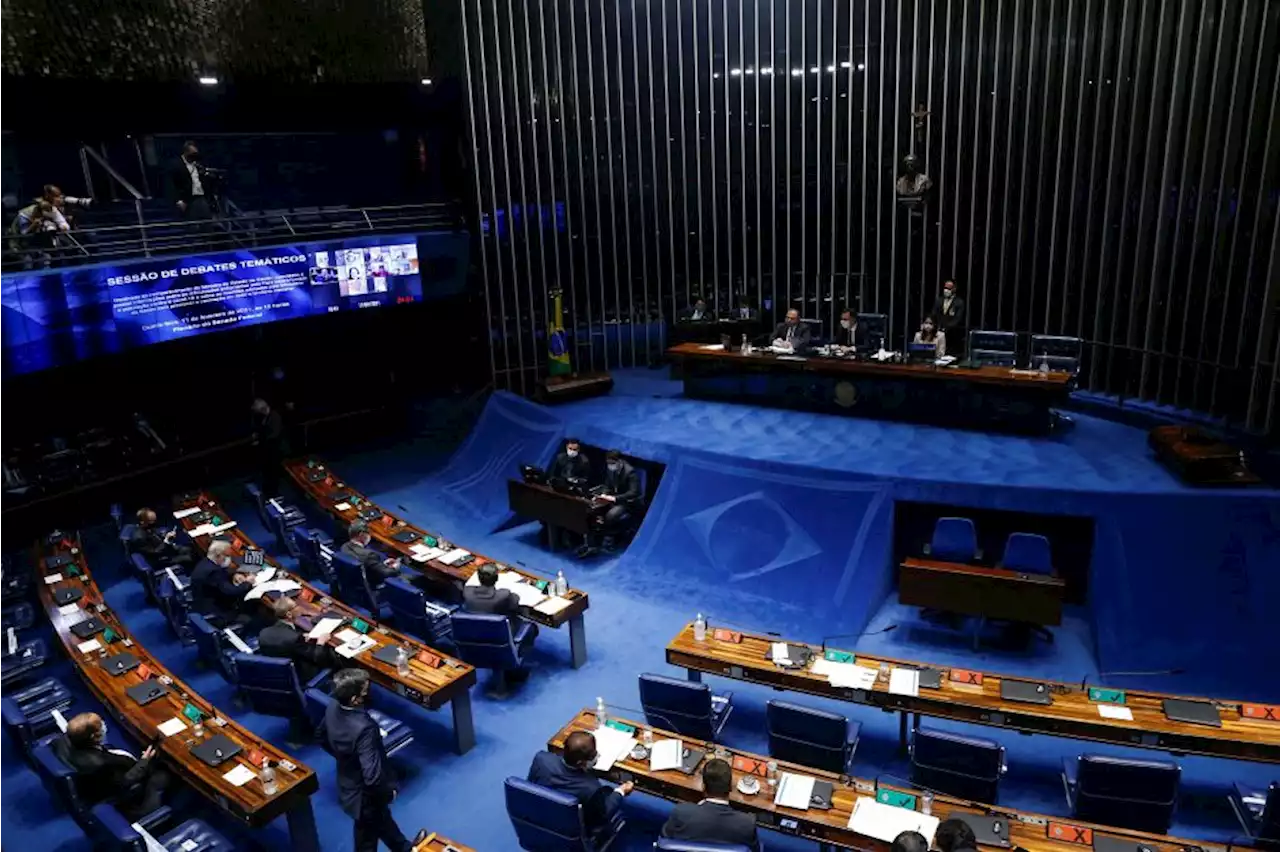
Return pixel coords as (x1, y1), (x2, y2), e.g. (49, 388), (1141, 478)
(235, 655), (329, 745)
(910, 727), (1006, 803)
(303, 687), (415, 757)
(451, 612), (534, 695)
(291, 527), (333, 581)
(266, 499), (308, 556)
(925, 517), (979, 562)
(2, 601), (35, 632)
(654, 841), (754, 852)
(91, 804), (234, 852)
(1, 675), (74, 757)
(244, 482), (269, 526)
(505, 776), (625, 852)
(332, 551), (388, 617)
(766, 700), (860, 773)
(1000, 533), (1053, 575)
(130, 553), (169, 604)
(1229, 781), (1279, 843)
(1062, 754), (1181, 833)
(382, 576), (456, 646)
(188, 614), (257, 684)
(118, 523), (139, 565)
(638, 673), (733, 742)
(156, 573), (194, 645)
(1, 637), (48, 688)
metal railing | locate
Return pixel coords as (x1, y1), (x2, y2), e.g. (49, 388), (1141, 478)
(3, 201), (467, 272)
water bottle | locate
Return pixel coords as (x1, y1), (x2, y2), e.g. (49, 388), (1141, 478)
(555, 570), (568, 597)
(740, 334), (750, 355)
(766, 760), (779, 788)
(921, 790), (934, 815)
(260, 759), (278, 795)
(396, 645), (410, 676)
(193, 715), (205, 738)
(693, 613), (707, 642)
(643, 727), (654, 746)
(595, 697), (608, 729)
(878, 661), (891, 684)
(1039, 355), (1050, 375)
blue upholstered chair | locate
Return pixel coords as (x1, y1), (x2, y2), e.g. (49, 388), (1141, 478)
(304, 687), (415, 757)
(1062, 754), (1181, 833)
(188, 614), (257, 684)
(452, 612), (534, 694)
(925, 517), (979, 562)
(505, 776), (625, 852)
(1, 560), (32, 604)
(1, 675), (73, 758)
(91, 804), (234, 852)
(654, 841), (754, 852)
(382, 576), (456, 646)
(35, 738), (173, 841)
(266, 499), (308, 557)
(292, 527), (334, 581)
(1, 637), (48, 688)
(235, 654), (329, 745)
(130, 552), (172, 605)
(766, 700), (860, 773)
(3, 602), (35, 632)
(156, 573), (194, 645)
(1000, 533), (1053, 575)
(910, 726), (1006, 803)
(119, 523), (139, 565)
(638, 673), (733, 742)
(332, 551), (388, 616)
(1229, 781), (1280, 843)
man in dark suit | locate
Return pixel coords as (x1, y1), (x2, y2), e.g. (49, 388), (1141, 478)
(732, 298), (758, 320)
(342, 520), (402, 585)
(662, 758), (759, 851)
(258, 596), (339, 682)
(130, 507), (195, 569)
(833, 309), (871, 350)
(463, 564), (538, 653)
(528, 731), (633, 838)
(934, 818), (978, 852)
(580, 450), (641, 556)
(317, 669), (427, 852)
(770, 308), (812, 351)
(679, 298), (714, 322)
(190, 539), (255, 627)
(548, 436), (591, 483)
(55, 712), (170, 819)
(169, 140), (216, 221)
(251, 397), (289, 498)
(930, 280), (967, 356)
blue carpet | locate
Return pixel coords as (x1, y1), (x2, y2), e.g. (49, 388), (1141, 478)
(4, 374), (1277, 850)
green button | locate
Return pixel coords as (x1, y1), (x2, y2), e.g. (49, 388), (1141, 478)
(824, 650), (854, 664)
(351, 618), (370, 634)
(182, 703), (204, 723)
(102, 627), (118, 644)
(876, 789), (918, 810)
(1089, 687), (1126, 704)
(604, 720), (636, 734)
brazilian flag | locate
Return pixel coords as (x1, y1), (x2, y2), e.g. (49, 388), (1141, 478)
(548, 289), (572, 376)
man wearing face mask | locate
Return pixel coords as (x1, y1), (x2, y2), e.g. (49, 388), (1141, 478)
(528, 730), (634, 838)
(190, 539), (256, 627)
(833, 309), (870, 351)
(770, 309), (812, 351)
(581, 450), (641, 556)
(130, 507), (196, 569)
(342, 520), (403, 585)
(680, 297), (715, 322)
(930, 280), (967, 356)
(549, 437), (590, 483)
(55, 712), (170, 819)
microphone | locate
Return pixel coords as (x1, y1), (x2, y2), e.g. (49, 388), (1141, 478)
(821, 624), (898, 652)
(600, 702), (686, 737)
(702, 615), (783, 638)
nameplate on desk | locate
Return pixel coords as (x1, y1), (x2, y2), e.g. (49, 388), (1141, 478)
(1242, 704), (1280, 721)
(712, 628), (742, 643)
(950, 668), (983, 686)
(876, 789), (917, 810)
(823, 650), (855, 664)
(416, 650), (443, 668)
(604, 720), (636, 734)
(1088, 687), (1126, 705)
(1047, 822), (1093, 845)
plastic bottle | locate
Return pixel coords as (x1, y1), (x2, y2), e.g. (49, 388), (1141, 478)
(693, 613), (707, 642)
(396, 645), (410, 676)
(740, 334), (750, 355)
(596, 697), (608, 729)
(260, 759), (278, 795)
(555, 570), (568, 597)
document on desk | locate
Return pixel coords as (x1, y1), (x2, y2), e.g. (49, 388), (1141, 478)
(411, 547), (447, 563)
(333, 502), (352, 512)
(244, 579), (302, 601)
(438, 549), (472, 566)
(157, 717), (188, 738)
(1097, 704), (1134, 721)
(507, 583), (549, 608)
(334, 630), (377, 658)
(222, 763), (257, 787)
(592, 725), (637, 771)
(774, 772), (816, 811)
(825, 662), (878, 690)
(770, 642), (792, 665)
(848, 796), (939, 844)
(649, 739), (684, 772)
(250, 566), (276, 585)
(209, 521), (238, 535)
(307, 617), (344, 641)
(186, 523), (213, 537)
(888, 667), (920, 697)
(172, 507), (201, 520)
(535, 597), (574, 617)
(698, 343), (725, 350)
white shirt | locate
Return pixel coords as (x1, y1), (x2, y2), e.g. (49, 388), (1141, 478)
(185, 159), (205, 196)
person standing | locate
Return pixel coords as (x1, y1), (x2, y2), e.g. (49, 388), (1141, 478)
(317, 669), (427, 852)
(931, 280), (967, 356)
(251, 397), (289, 498)
(170, 140), (215, 221)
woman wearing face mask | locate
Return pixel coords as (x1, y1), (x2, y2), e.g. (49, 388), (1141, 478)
(55, 712), (170, 818)
(913, 316), (946, 357)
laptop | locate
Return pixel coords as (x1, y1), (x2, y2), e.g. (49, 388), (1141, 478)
(125, 680), (171, 705)
(102, 652), (141, 676)
(1000, 680), (1053, 705)
(1093, 836), (1158, 852)
(954, 813), (1011, 847)
(1162, 698), (1222, 728)
(44, 554), (75, 570)
(191, 734), (242, 767)
(810, 780), (835, 810)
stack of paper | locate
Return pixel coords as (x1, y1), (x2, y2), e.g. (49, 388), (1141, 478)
(410, 546), (447, 563)
(222, 764), (256, 787)
(307, 617), (343, 641)
(649, 739), (684, 772)
(437, 549), (472, 565)
(812, 659), (878, 689)
(535, 597), (574, 617)
(774, 773), (816, 811)
(1097, 704), (1134, 721)
(847, 796), (939, 844)
(770, 642), (792, 665)
(173, 507), (201, 520)
(888, 668), (920, 697)
(244, 579), (302, 601)
(157, 718), (187, 737)
(591, 725), (637, 770)
(334, 629), (377, 658)
(209, 521), (238, 535)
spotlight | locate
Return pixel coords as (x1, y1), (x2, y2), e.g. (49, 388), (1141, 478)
(826, 65), (836, 73)
(790, 68), (803, 77)
(730, 68), (741, 76)
(421, 77), (434, 85)
(198, 75), (219, 86)
(809, 66), (819, 74)
(761, 67), (773, 75)
(840, 60), (852, 69)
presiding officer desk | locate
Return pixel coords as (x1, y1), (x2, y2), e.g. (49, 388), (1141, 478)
(34, 532), (323, 850)
(667, 623), (1280, 763)
(284, 458), (592, 668)
(551, 709), (1251, 852)
(175, 492), (479, 754)
(667, 342), (1074, 433)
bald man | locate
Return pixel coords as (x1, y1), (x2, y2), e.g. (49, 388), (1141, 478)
(771, 309), (812, 351)
(130, 507), (195, 569)
(54, 712), (170, 818)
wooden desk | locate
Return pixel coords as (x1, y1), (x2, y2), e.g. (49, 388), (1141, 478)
(899, 557), (1065, 627)
(550, 709), (1245, 852)
(175, 493), (479, 754)
(507, 480), (595, 536)
(413, 832), (475, 851)
(667, 342), (1073, 434)
(284, 458), (592, 668)
(666, 624), (1280, 763)
(34, 533), (322, 851)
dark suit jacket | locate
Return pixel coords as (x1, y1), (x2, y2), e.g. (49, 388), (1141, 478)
(527, 750), (621, 834)
(833, 321), (871, 348)
(317, 700), (396, 819)
(189, 557), (253, 622)
(463, 585), (523, 632)
(603, 461), (641, 506)
(258, 619), (336, 681)
(253, 409), (289, 461)
(548, 451), (590, 483)
(341, 540), (399, 584)
(931, 294), (967, 333)
(169, 157), (209, 204)
(771, 321), (813, 349)
(679, 306), (716, 322)
(663, 800), (760, 851)
(129, 525), (173, 565)
(53, 735), (154, 807)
